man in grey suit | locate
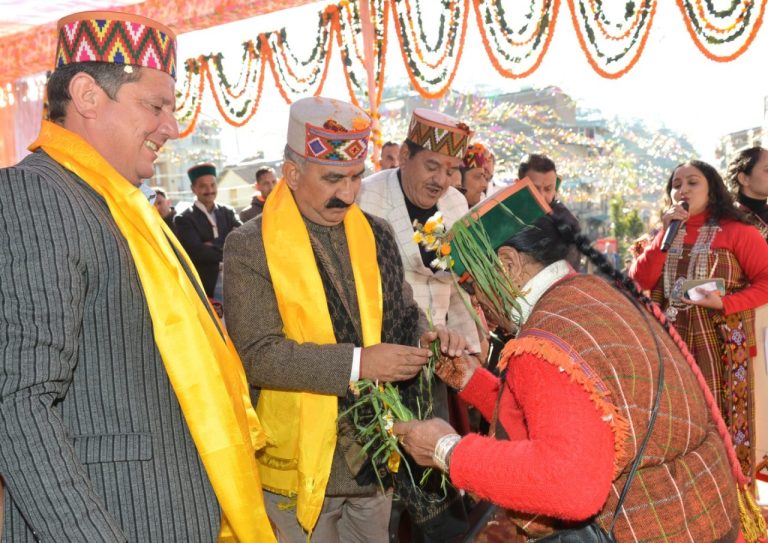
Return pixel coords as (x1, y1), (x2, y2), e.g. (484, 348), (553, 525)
(0, 11), (274, 543)
(224, 96), (467, 542)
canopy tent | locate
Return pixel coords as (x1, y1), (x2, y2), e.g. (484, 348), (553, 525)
(0, 0), (306, 84)
(0, 0), (307, 165)
(3, 0), (764, 168)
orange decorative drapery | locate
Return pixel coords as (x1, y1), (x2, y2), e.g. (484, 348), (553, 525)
(1, 0), (765, 161)
(172, 0), (766, 139)
(0, 0), (307, 85)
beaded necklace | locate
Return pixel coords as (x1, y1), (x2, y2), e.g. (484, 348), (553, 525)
(662, 219), (721, 321)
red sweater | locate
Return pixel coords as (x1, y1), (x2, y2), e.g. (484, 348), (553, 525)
(630, 211), (768, 315)
(449, 354), (615, 521)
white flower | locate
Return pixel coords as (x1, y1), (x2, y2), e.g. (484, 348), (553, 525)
(383, 412), (394, 432)
(430, 258), (449, 271)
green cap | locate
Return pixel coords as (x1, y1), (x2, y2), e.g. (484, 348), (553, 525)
(449, 179), (552, 279)
(187, 163), (217, 183)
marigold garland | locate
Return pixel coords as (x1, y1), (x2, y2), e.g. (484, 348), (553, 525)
(265, 8), (335, 99)
(400, 0), (457, 70)
(588, 0), (644, 41)
(175, 58), (197, 113)
(341, 0), (368, 67)
(337, 1), (366, 107)
(391, 0), (470, 98)
(567, 0), (657, 79)
(171, 0), (766, 138)
(208, 50), (262, 115)
(473, 0), (560, 79)
(219, 42), (257, 100)
(177, 57), (206, 137)
(676, 0), (766, 62)
(337, 0), (389, 109)
(206, 52), (266, 127)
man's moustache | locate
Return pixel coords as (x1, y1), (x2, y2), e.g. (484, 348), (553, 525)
(326, 198), (351, 209)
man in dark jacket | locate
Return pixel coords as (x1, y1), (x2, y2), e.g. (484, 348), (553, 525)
(0, 10), (274, 542)
(175, 163), (241, 298)
(240, 166), (277, 222)
(152, 186), (177, 231)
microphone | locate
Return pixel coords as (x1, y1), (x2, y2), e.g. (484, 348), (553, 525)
(660, 201), (689, 252)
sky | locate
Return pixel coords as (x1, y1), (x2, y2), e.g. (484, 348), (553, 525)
(176, 1), (768, 165)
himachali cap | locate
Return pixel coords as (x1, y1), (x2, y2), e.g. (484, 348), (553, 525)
(287, 96), (371, 165)
(56, 11), (177, 79)
(407, 109), (472, 159)
(188, 163), (217, 183)
(449, 178), (552, 279)
(462, 142), (488, 170)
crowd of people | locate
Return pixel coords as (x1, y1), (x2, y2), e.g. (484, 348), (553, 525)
(0, 8), (767, 543)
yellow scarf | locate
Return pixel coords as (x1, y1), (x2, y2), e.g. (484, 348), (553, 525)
(30, 121), (275, 543)
(259, 178), (382, 532)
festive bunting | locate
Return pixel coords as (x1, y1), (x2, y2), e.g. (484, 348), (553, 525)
(473, 0), (560, 78)
(0, 0), (307, 85)
(676, 0), (767, 61)
(390, 0), (470, 98)
(3, 0), (765, 148)
(165, 0), (766, 140)
(567, 0), (657, 79)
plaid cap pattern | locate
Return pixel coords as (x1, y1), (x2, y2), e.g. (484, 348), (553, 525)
(56, 11), (177, 79)
(462, 143), (488, 170)
(287, 97), (371, 166)
(407, 109), (471, 158)
(304, 123), (370, 165)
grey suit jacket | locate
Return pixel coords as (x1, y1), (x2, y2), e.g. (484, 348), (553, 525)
(0, 152), (219, 542)
(223, 212), (428, 495)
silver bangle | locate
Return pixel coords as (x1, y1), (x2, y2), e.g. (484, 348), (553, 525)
(433, 433), (462, 473)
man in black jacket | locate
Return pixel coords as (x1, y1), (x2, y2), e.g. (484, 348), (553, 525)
(239, 166), (277, 222)
(175, 163), (241, 298)
(152, 186), (177, 231)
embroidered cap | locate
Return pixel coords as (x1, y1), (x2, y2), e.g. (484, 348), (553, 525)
(286, 97), (371, 166)
(406, 109), (472, 159)
(462, 143), (488, 170)
(188, 163), (217, 183)
(56, 11), (177, 79)
(450, 179), (552, 279)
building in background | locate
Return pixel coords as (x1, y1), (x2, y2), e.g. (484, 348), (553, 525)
(153, 119), (226, 207)
(715, 125), (763, 169)
(377, 84), (697, 244)
(715, 95), (767, 169)
(217, 155), (283, 210)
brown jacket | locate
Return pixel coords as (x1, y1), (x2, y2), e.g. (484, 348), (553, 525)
(223, 213), (427, 495)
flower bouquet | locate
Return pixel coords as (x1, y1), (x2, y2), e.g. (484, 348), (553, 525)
(339, 182), (546, 498)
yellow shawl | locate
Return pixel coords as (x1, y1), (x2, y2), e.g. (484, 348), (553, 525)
(258, 178), (382, 532)
(30, 121), (275, 543)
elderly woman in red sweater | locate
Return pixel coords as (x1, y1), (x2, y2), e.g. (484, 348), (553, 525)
(630, 160), (768, 478)
(394, 183), (761, 542)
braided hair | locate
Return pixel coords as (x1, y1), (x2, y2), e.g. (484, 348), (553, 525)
(503, 202), (749, 486)
(725, 146), (766, 194)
